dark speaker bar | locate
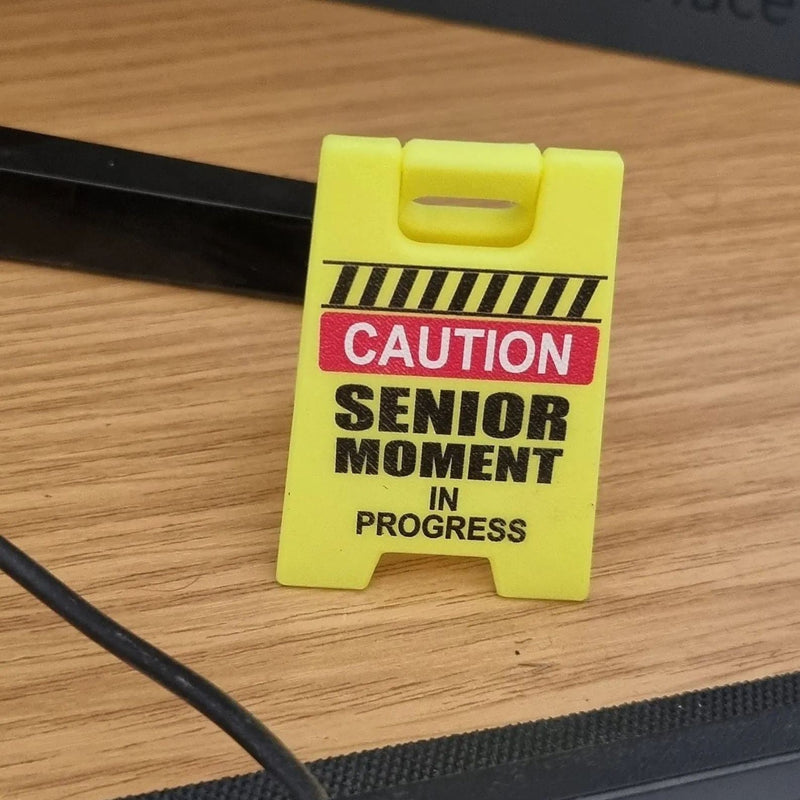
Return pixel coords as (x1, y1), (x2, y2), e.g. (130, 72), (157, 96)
(340, 0), (800, 83)
(0, 126), (314, 299)
(120, 672), (800, 800)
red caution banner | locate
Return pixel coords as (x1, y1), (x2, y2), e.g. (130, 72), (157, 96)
(319, 312), (599, 385)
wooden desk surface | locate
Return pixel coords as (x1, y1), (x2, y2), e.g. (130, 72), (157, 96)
(2, 1), (800, 798)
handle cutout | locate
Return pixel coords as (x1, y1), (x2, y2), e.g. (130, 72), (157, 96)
(413, 196), (518, 210)
(399, 140), (542, 248)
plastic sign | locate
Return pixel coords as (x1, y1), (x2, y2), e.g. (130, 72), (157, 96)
(278, 136), (623, 600)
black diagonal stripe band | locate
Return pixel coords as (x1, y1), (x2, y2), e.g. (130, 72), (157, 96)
(478, 273), (509, 313)
(448, 271), (478, 311)
(567, 278), (601, 319)
(419, 270), (448, 309)
(328, 264), (358, 305)
(359, 266), (387, 306)
(537, 277), (568, 316)
(322, 260), (606, 322)
(389, 268), (418, 308)
(508, 275), (539, 315)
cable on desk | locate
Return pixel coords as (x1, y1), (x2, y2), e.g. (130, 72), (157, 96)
(0, 534), (329, 800)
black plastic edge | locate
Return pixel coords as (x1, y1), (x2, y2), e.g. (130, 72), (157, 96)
(0, 126), (314, 298)
(117, 671), (800, 800)
(337, 0), (800, 84)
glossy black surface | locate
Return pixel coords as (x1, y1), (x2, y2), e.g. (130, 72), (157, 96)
(0, 126), (314, 299)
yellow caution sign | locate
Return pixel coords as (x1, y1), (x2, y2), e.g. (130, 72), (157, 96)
(277, 136), (623, 600)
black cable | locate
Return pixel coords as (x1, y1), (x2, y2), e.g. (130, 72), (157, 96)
(0, 534), (328, 800)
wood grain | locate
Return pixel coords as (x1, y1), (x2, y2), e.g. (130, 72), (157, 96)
(1, 1), (800, 798)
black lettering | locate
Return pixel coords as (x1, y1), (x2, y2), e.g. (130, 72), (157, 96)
(398, 513), (421, 537)
(422, 514), (444, 538)
(467, 517), (486, 541)
(508, 518), (527, 543)
(457, 391), (480, 436)
(762, 0), (794, 24)
(495, 447), (530, 483)
(644, 0), (794, 24)
(412, 389), (455, 435)
(527, 395), (569, 441)
(482, 393), (524, 439)
(532, 448), (564, 484)
(439, 487), (459, 511)
(335, 384), (374, 431)
(467, 445), (494, 480)
(379, 387), (410, 432)
(383, 440), (417, 477)
(420, 442), (465, 479)
(377, 512), (397, 536)
(487, 518), (506, 542)
(446, 515), (466, 540)
(335, 438), (379, 474)
(355, 510), (375, 534)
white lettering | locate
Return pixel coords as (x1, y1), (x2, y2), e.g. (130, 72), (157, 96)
(484, 329), (497, 372)
(538, 333), (572, 376)
(454, 328), (485, 370)
(498, 332), (536, 374)
(378, 324), (414, 367)
(418, 326), (450, 369)
(340, 320), (578, 378)
(344, 322), (377, 365)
